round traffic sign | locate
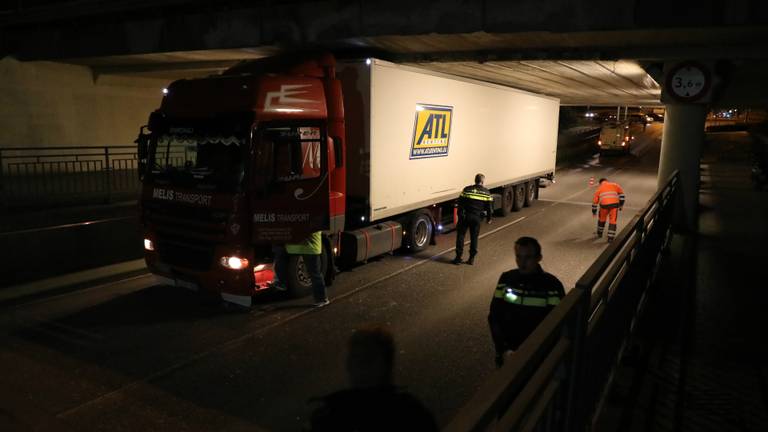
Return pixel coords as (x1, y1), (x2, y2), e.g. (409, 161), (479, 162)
(665, 61), (711, 102)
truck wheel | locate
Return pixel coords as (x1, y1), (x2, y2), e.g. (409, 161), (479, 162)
(524, 181), (537, 207)
(499, 186), (513, 216)
(405, 210), (433, 252)
(286, 251), (329, 298)
(512, 184), (525, 211)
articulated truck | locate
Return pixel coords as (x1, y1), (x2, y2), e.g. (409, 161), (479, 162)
(136, 53), (559, 307)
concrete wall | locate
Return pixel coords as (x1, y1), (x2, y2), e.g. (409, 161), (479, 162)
(0, 57), (167, 148)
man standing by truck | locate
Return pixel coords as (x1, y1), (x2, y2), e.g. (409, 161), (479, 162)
(592, 178), (626, 242)
(453, 174), (493, 265)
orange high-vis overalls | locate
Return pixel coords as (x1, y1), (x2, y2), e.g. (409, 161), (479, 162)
(592, 181), (626, 240)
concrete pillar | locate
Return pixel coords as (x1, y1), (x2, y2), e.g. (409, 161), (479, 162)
(658, 104), (707, 231)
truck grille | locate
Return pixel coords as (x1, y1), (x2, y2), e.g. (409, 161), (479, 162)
(156, 237), (214, 271)
(143, 201), (228, 271)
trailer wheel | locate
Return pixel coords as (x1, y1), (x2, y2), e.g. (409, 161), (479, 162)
(524, 181), (537, 207)
(512, 184), (526, 211)
(499, 186), (514, 216)
(286, 249), (329, 298)
(405, 210), (433, 252)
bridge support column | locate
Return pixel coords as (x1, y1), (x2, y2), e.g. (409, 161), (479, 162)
(658, 104), (707, 231)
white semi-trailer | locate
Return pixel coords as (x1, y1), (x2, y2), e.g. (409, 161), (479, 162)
(340, 59), (559, 223)
(137, 53), (560, 304)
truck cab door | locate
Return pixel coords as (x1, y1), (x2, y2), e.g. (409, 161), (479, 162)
(251, 124), (330, 244)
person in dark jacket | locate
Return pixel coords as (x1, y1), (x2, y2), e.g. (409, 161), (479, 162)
(453, 173), (493, 265)
(308, 325), (437, 432)
(488, 237), (565, 367)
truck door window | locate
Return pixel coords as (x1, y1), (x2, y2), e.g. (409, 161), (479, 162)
(265, 126), (323, 182)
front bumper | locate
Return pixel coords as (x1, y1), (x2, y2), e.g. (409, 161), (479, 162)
(144, 251), (275, 299)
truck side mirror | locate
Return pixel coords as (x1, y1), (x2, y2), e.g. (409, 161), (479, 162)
(332, 136), (343, 168)
(327, 136), (335, 172)
(135, 125), (150, 178)
(265, 140), (275, 183)
(136, 126), (149, 159)
(253, 138), (274, 197)
(290, 140), (303, 175)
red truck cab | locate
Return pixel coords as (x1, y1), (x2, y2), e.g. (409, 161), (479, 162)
(136, 53), (344, 307)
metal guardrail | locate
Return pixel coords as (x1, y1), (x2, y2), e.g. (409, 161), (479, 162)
(446, 170), (680, 432)
(0, 146), (147, 208)
(0, 144), (194, 208)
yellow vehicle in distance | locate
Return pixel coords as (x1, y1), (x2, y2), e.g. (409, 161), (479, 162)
(598, 121), (637, 155)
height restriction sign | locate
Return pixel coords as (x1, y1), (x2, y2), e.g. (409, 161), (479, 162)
(662, 61), (713, 103)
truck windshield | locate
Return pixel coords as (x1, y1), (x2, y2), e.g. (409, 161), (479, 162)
(149, 130), (246, 190)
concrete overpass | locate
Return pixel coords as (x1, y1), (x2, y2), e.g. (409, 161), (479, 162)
(2, 0), (768, 226)
(3, 1), (767, 104)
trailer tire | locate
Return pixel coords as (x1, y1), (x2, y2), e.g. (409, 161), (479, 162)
(499, 186), (514, 216)
(405, 210), (433, 252)
(524, 181), (537, 207)
(512, 184), (525, 211)
(286, 249), (329, 298)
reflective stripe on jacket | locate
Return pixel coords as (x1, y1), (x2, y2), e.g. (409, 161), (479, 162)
(460, 187), (493, 202)
(286, 231), (322, 255)
(494, 284), (562, 307)
(592, 181), (626, 209)
(459, 184), (494, 221)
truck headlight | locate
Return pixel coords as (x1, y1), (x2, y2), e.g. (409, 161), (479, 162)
(221, 256), (249, 270)
(144, 239), (155, 251)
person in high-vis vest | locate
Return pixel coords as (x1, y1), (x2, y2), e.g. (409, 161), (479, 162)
(453, 173), (493, 265)
(487, 237), (565, 367)
(271, 231), (330, 307)
(592, 178), (626, 242)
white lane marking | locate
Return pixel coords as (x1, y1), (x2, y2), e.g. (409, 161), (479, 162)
(538, 199), (640, 211)
(336, 216), (528, 301)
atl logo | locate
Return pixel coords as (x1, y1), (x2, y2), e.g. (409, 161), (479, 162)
(410, 104), (453, 159)
(415, 113), (449, 145)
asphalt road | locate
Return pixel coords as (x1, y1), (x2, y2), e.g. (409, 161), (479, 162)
(0, 123), (664, 432)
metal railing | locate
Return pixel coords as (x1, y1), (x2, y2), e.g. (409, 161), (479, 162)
(446, 171), (680, 431)
(0, 146), (140, 208)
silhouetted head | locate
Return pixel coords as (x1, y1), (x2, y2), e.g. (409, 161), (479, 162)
(598, 178), (608, 184)
(515, 237), (543, 274)
(346, 325), (395, 389)
(475, 173), (485, 185)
